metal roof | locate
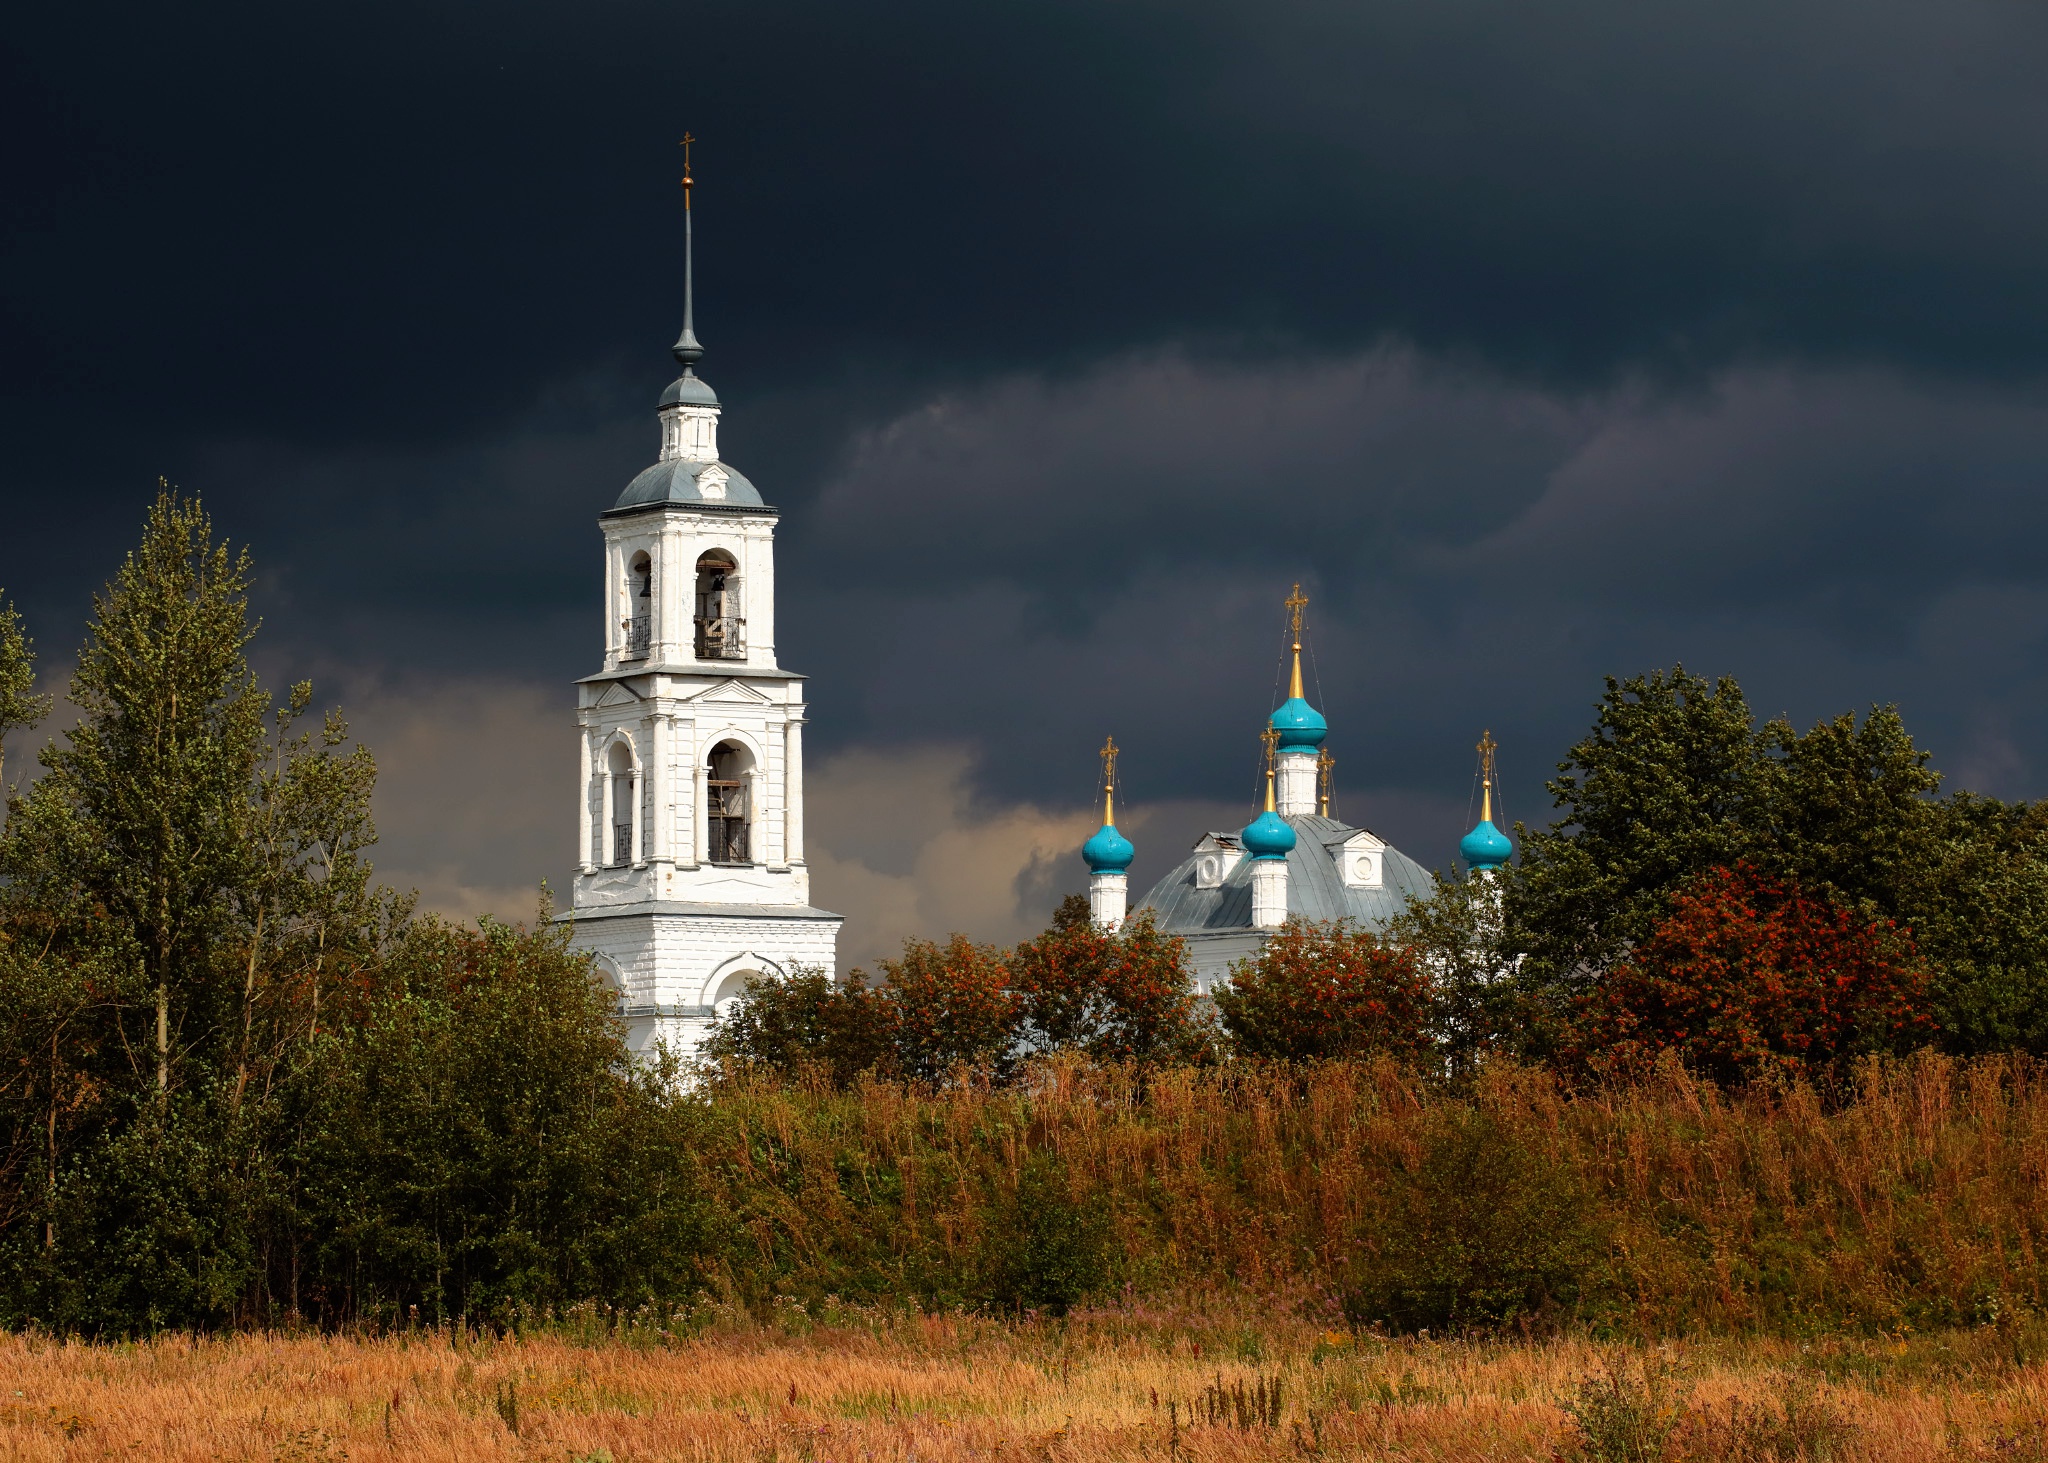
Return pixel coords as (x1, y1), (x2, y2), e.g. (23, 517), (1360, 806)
(1135, 813), (1435, 934)
(614, 458), (765, 511)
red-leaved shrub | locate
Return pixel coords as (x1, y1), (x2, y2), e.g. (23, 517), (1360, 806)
(1213, 918), (1431, 1061)
(1568, 864), (1935, 1084)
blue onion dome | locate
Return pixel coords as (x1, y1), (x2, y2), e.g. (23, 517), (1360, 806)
(1460, 818), (1513, 872)
(1082, 822), (1135, 874)
(1269, 695), (1328, 752)
(1241, 808), (1297, 860)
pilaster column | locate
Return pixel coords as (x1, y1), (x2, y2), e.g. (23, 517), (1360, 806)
(651, 710), (669, 863)
(785, 715), (806, 863)
(692, 751), (709, 871)
(602, 762), (617, 866)
(630, 744), (645, 868)
(578, 722), (595, 874)
(746, 766), (766, 865)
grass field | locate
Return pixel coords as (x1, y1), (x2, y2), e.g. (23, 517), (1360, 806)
(4, 1300), (2048, 1461)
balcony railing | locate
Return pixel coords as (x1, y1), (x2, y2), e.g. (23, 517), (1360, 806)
(623, 612), (651, 661)
(695, 615), (745, 661)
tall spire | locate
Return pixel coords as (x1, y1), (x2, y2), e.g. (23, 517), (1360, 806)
(1285, 583), (1308, 701)
(672, 133), (704, 372)
(1101, 735), (1119, 827)
(1478, 729), (1496, 824)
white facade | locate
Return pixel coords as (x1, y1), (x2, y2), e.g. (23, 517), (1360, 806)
(567, 349), (840, 1062)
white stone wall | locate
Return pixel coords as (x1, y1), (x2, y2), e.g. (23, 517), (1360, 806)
(571, 908), (842, 1063)
(1250, 859), (1289, 928)
(1088, 871), (1127, 931)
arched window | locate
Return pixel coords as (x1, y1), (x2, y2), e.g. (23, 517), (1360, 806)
(607, 740), (637, 866)
(694, 551), (744, 661)
(706, 740), (752, 864)
(625, 552), (653, 661)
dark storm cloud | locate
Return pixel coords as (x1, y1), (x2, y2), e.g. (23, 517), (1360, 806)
(6, 0), (2048, 934)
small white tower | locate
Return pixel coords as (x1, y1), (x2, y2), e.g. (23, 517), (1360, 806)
(567, 139), (841, 1059)
(1080, 736), (1134, 930)
(1242, 731), (1295, 928)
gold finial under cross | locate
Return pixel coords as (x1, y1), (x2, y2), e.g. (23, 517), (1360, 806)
(1099, 736), (1119, 824)
(1477, 729), (1498, 824)
(1284, 582), (1309, 646)
(680, 133), (696, 207)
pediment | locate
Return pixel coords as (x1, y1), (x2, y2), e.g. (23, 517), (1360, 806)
(595, 682), (643, 709)
(1336, 828), (1386, 852)
(686, 678), (772, 704)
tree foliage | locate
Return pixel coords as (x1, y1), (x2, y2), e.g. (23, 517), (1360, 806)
(1503, 665), (2045, 1061)
(1562, 865), (1935, 1085)
(707, 896), (1207, 1086)
(0, 490), (713, 1332)
(1214, 918), (1430, 1062)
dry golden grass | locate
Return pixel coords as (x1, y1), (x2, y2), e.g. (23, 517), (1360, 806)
(3, 1302), (2048, 1462)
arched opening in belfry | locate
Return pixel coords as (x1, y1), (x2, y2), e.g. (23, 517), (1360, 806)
(607, 739), (637, 866)
(706, 740), (753, 864)
(694, 551), (743, 661)
(626, 551), (653, 660)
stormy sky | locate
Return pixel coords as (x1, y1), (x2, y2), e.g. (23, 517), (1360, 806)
(6, 0), (2048, 964)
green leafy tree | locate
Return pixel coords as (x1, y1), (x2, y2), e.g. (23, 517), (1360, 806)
(1508, 668), (1765, 1009)
(4, 491), (268, 1099)
(1752, 706), (1941, 909)
(0, 592), (53, 791)
(1009, 895), (1207, 1063)
(1385, 873), (1522, 1079)
(1894, 795), (2048, 1054)
(701, 966), (900, 1088)
(293, 910), (712, 1323)
(1215, 918), (1430, 1062)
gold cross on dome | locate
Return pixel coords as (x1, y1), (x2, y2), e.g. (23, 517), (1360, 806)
(1477, 728), (1497, 785)
(1261, 725), (1280, 770)
(1099, 735), (1119, 790)
(1284, 583), (1309, 642)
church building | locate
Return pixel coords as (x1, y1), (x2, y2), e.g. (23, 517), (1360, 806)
(1083, 591), (1511, 993)
(567, 151), (840, 1058)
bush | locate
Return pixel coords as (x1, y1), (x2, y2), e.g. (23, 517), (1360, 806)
(1565, 864), (1935, 1085)
(702, 966), (898, 1087)
(1215, 918), (1430, 1062)
(1346, 1107), (1601, 1333)
(975, 1153), (1110, 1315)
(880, 934), (1017, 1081)
(1010, 896), (1207, 1063)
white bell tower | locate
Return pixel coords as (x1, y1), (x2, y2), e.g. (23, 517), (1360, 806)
(568, 140), (841, 1060)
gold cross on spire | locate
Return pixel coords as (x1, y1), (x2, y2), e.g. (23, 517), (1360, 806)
(1284, 583), (1309, 646)
(680, 133), (696, 208)
(1317, 747), (1335, 817)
